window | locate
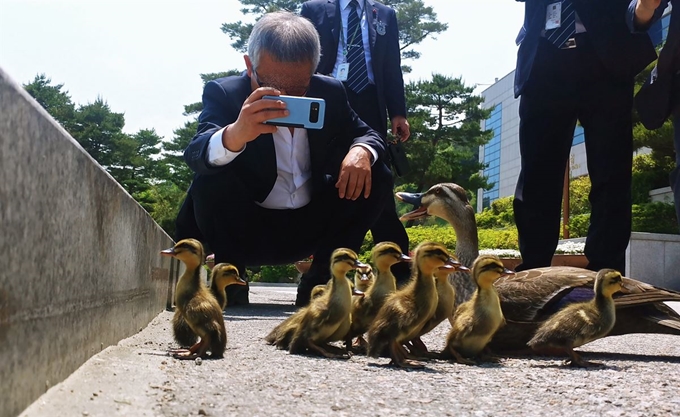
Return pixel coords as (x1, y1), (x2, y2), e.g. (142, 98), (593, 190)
(482, 104), (502, 209)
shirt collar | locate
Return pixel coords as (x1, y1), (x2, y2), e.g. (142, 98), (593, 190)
(340, 0), (363, 12)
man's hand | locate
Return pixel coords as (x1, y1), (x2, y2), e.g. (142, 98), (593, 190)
(222, 87), (288, 151)
(335, 146), (373, 200)
(391, 116), (411, 142)
(634, 0), (662, 27)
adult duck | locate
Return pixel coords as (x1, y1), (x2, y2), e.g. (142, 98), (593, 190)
(397, 183), (680, 353)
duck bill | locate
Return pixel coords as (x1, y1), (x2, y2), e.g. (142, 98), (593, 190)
(233, 277), (248, 286)
(444, 258), (470, 272)
(360, 273), (370, 282)
(160, 248), (176, 257)
(396, 192), (429, 221)
(501, 268), (515, 277)
(399, 254), (412, 262)
(354, 260), (368, 269)
(437, 264), (455, 272)
(352, 288), (365, 297)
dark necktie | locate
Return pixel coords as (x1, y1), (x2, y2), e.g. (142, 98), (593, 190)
(345, 0), (369, 93)
(545, 0), (576, 48)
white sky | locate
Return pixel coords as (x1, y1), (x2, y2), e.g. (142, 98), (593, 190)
(0, 0), (524, 142)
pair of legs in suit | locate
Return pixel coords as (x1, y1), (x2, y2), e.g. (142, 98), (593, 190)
(514, 35), (634, 273)
(342, 84), (411, 285)
(176, 160), (393, 307)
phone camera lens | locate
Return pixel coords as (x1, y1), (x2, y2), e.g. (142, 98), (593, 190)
(309, 102), (320, 123)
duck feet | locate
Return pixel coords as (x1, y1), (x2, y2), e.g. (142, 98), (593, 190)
(388, 341), (425, 368)
(308, 341), (350, 359)
(389, 358), (426, 369)
(565, 349), (602, 368)
(445, 347), (476, 365)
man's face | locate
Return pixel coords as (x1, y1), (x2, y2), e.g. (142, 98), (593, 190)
(245, 52), (314, 96)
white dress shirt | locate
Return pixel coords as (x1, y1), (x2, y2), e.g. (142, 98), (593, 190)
(332, 0), (375, 83)
(208, 126), (313, 209)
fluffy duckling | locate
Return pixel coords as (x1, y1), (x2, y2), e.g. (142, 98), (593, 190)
(528, 269), (623, 367)
(442, 255), (513, 365)
(354, 264), (375, 293)
(210, 263), (247, 310)
(408, 258), (469, 357)
(345, 242), (411, 351)
(286, 248), (367, 358)
(161, 239), (226, 359)
(367, 242), (462, 368)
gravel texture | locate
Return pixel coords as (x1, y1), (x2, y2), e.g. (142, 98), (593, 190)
(21, 286), (680, 417)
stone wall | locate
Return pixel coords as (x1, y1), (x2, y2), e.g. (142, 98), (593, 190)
(0, 67), (177, 417)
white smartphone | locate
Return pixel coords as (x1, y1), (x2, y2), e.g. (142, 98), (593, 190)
(262, 95), (326, 129)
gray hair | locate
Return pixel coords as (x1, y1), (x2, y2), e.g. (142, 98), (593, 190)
(247, 12), (321, 71)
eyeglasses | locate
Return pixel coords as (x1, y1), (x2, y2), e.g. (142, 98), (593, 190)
(253, 69), (310, 97)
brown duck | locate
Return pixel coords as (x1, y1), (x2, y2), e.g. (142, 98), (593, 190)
(397, 183), (680, 354)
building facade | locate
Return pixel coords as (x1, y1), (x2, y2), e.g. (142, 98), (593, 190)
(476, 7), (673, 213)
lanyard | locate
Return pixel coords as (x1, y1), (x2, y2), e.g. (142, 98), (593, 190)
(340, 1), (365, 62)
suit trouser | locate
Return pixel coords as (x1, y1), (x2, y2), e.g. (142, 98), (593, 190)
(181, 161), (393, 282)
(514, 36), (633, 273)
(671, 116), (680, 231)
(345, 84), (410, 282)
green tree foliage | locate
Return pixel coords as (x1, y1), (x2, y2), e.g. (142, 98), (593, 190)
(475, 196), (514, 229)
(399, 74), (493, 194)
(23, 74), (76, 129)
(632, 202), (678, 234)
(631, 57), (676, 201)
(631, 153), (675, 204)
(23, 75), (172, 226)
(219, 0), (447, 73)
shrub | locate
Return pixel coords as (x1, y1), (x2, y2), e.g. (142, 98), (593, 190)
(254, 264), (299, 283)
(568, 213), (590, 238)
(632, 202), (679, 234)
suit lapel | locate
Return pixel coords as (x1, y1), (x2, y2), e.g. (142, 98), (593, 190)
(327, 0), (340, 54)
(367, 0), (377, 50)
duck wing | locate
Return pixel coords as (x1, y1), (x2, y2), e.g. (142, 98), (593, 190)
(494, 267), (595, 322)
(496, 266), (680, 320)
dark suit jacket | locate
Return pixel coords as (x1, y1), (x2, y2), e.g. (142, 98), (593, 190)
(657, 1), (680, 76)
(183, 74), (385, 203)
(514, 0), (669, 98)
(636, 2), (680, 127)
(300, 0), (406, 135)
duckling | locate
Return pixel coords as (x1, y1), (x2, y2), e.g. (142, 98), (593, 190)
(286, 248), (367, 358)
(367, 242), (462, 368)
(528, 269), (624, 367)
(354, 264), (375, 293)
(397, 182), (680, 354)
(344, 242), (410, 352)
(210, 263), (247, 310)
(408, 259), (469, 357)
(441, 255), (513, 365)
(161, 239), (226, 359)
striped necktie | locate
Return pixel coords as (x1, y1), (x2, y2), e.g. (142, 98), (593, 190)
(345, 0), (369, 93)
(545, 0), (576, 48)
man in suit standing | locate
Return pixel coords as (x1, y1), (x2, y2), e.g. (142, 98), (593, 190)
(176, 11), (393, 306)
(300, 0), (411, 289)
(512, 0), (669, 273)
(636, 2), (680, 229)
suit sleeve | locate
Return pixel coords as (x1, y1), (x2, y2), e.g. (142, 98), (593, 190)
(337, 83), (386, 161)
(383, 8), (407, 121)
(627, 0), (669, 32)
(183, 80), (239, 175)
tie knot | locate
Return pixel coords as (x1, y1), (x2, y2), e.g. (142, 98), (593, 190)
(349, 0), (359, 10)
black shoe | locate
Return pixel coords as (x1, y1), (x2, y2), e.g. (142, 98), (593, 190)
(391, 261), (412, 288)
(225, 281), (250, 306)
(295, 271), (328, 307)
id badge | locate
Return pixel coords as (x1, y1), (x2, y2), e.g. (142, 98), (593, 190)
(545, 2), (562, 30)
(337, 62), (349, 81)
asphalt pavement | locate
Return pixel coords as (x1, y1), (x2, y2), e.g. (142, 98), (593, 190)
(20, 284), (680, 417)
